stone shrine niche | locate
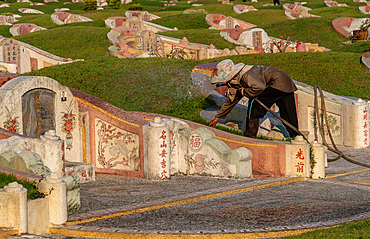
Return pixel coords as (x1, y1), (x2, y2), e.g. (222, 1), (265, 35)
(22, 88), (55, 138)
(0, 38), (20, 67)
(252, 31), (262, 47)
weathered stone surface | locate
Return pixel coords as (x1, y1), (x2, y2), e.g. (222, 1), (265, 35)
(9, 154), (29, 173)
(18, 151), (43, 168)
(63, 175), (81, 211)
(177, 125), (252, 179)
(0, 155), (10, 168)
(0, 182), (28, 233)
(28, 164), (51, 177)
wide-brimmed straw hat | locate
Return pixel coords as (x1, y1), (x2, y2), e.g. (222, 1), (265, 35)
(211, 59), (245, 84)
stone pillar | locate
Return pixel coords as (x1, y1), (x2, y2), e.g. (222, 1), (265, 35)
(38, 172), (67, 225)
(39, 130), (65, 178)
(0, 182), (28, 234)
(285, 136), (310, 177)
(143, 117), (171, 180)
(311, 140), (326, 179)
(344, 99), (370, 148)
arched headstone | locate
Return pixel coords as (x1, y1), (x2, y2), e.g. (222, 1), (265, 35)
(22, 88), (55, 138)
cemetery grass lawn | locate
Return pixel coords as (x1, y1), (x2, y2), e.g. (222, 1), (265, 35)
(14, 26), (112, 60)
(24, 57), (214, 123)
(286, 218), (370, 238)
(24, 51), (370, 124)
(151, 13), (209, 30)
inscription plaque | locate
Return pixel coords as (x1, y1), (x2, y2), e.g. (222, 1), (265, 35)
(252, 31), (262, 47)
(22, 88), (55, 138)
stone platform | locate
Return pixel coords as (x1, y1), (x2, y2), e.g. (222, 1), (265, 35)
(2, 146), (369, 239)
(2, 146), (367, 239)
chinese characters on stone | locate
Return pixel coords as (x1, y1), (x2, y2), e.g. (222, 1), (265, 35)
(159, 130), (168, 179)
(189, 134), (202, 150)
(295, 148), (305, 173)
(363, 107), (368, 146)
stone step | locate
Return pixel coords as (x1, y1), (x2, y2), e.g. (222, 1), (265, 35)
(65, 162), (95, 183)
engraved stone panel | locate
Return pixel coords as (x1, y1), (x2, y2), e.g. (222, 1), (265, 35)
(0, 39), (20, 70)
(22, 88), (56, 138)
(252, 31), (262, 47)
(95, 118), (140, 171)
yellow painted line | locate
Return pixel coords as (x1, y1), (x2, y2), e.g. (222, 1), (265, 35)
(142, 117), (154, 122)
(353, 181), (370, 186)
(65, 177), (305, 226)
(0, 229), (18, 239)
(326, 168), (370, 179)
(76, 97), (140, 128)
(216, 136), (279, 149)
(49, 227), (326, 239)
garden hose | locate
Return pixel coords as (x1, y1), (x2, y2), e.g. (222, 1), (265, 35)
(254, 89), (370, 168)
(313, 86), (370, 168)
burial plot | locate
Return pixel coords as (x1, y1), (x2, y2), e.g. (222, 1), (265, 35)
(9, 24), (46, 36)
(0, 38), (74, 74)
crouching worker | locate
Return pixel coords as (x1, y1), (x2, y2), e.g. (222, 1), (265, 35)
(208, 59), (299, 138)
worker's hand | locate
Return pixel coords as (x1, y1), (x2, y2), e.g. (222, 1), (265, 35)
(209, 118), (219, 127)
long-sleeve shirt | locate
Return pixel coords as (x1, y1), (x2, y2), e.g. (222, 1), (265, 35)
(215, 65), (297, 119)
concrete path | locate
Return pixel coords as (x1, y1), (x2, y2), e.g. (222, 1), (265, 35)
(3, 146), (370, 239)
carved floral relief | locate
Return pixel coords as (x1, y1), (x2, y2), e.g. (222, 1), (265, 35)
(3, 105), (19, 133)
(61, 100), (76, 150)
(184, 153), (220, 173)
(95, 118), (140, 171)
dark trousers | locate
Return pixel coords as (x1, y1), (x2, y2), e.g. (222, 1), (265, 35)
(273, 0), (280, 5)
(247, 87), (299, 137)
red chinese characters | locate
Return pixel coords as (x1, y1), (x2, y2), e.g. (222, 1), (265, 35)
(159, 130), (168, 179)
(363, 107), (368, 146)
(189, 134), (202, 150)
(295, 148), (305, 174)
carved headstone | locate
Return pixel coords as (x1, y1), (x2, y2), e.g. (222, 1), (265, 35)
(22, 89), (55, 138)
(252, 31), (262, 46)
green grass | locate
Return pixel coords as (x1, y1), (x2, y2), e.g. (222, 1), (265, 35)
(286, 219), (370, 238)
(151, 13), (209, 30)
(24, 57), (213, 122)
(0, 172), (46, 200)
(14, 26), (112, 59)
(23, 52), (370, 123)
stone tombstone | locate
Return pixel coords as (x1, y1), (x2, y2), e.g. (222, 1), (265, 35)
(0, 76), (82, 165)
(252, 31), (262, 46)
(135, 30), (159, 52)
(238, 28), (269, 48)
(197, 47), (207, 60)
(142, 11), (150, 21)
(225, 16), (234, 28)
(22, 88), (55, 138)
(0, 38), (21, 70)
